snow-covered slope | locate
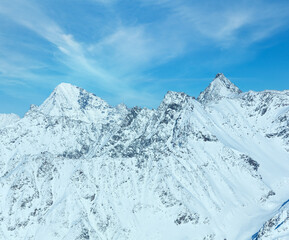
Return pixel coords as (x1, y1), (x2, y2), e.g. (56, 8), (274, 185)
(0, 113), (20, 128)
(0, 75), (288, 240)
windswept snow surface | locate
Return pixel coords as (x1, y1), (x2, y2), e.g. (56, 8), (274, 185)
(0, 74), (289, 240)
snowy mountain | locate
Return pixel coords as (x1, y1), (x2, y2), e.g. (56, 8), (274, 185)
(0, 73), (288, 240)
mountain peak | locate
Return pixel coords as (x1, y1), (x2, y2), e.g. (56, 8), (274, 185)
(39, 82), (84, 115)
(157, 91), (196, 115)
(52, 82), (81, 98)
(213, 73), (234, 86)
(160, 91), (193, 107)
(163, 91), (190, 102)
(215, 73), (225, 79)
(197, 73), (242, 104)
(55, 82), (76, 89)
(37, 83), (111, 121)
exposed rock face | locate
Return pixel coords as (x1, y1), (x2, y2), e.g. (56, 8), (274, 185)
(0, 75), (289, 240)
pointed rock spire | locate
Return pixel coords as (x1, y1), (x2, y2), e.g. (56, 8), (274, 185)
(197, 73), (242, 104)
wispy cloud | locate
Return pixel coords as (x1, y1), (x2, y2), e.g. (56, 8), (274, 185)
(89, 25), (185, 74)
(0, 0), (185, 105)
(0, 0), (141, 101)
(145, 0), (289, 47)
(0, 0), (289, 112)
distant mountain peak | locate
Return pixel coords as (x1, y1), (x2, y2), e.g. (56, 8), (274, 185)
(215, 73), (225, 79)
(48, 82), (80, 97)
(37, 82), (110, 121)
(197, 73), (242, 104)
(54, 82), (77, 90)
(215, 72), (226, 78)
(163, 91), (191, 103)
(159, 91), (194, 111)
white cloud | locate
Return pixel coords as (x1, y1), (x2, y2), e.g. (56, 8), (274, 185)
(88, 24), (186, 76)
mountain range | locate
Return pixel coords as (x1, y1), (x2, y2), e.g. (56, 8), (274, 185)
(0, 73), (288, 240)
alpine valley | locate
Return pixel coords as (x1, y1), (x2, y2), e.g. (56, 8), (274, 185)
(0, 74), (289, 240)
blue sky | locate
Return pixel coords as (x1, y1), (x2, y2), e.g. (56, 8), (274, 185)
(0, 0), (289, 116)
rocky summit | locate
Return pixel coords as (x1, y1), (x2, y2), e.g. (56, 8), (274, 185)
(0, 74), (289, 240)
